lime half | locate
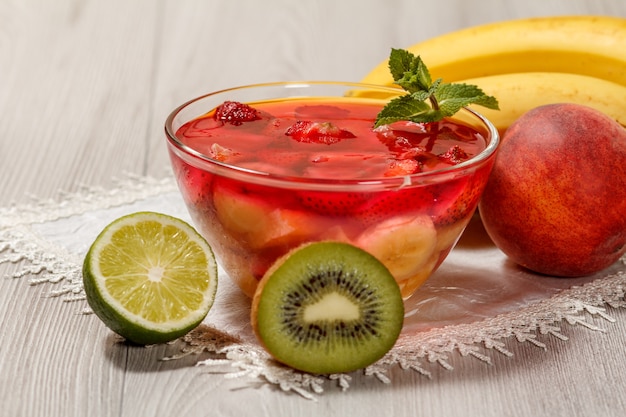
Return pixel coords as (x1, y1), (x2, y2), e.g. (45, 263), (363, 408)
(82, 211), (218, 345)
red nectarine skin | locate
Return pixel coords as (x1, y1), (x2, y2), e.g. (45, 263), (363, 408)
(479, 103), (626, 277)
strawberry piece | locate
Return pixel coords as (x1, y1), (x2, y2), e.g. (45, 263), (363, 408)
(172, 161), (214, 207)
(431, 174), (486, 227)
(357, 188), (436, 226)
(296, 191), (372, 217)
(375, 123), (442, 173)
(439, 145), (470, 165)
(214, 101), (261, 125)
(374, 122), (430, 153)
(384, 159), (422, 177)
(285, 121), (356, 145)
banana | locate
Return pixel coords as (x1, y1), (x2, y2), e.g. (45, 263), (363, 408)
(213, 185), (318, 250)
(461, 72), (626, 132)
(361, 15), (626, 87)
(355, 214), (438, 298)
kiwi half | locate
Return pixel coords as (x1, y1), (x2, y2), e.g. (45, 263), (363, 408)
(251, 241), (404, 374)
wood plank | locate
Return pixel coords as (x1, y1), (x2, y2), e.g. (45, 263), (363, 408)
(1, 0), (626, 416)
(0, 0), (159, 204)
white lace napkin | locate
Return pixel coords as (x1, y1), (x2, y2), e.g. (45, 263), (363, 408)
(1, 174), (625, 400)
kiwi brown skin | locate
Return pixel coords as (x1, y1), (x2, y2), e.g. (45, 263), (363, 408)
(251, 241), (405, 375)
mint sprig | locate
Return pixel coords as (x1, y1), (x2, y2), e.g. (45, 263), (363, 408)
(374, 48), (499, 127)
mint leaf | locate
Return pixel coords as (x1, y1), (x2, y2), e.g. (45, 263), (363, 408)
(375, 95), (443, 126)
(375, 49), (499, 127)
(434, 83), (500, 116)
(388, 48), (416, 83)
(388, 48), (433, 93)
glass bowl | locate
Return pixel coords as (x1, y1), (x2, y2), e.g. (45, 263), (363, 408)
(165, 82), (499, 299)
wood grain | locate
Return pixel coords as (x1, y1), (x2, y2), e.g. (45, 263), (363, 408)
(1, 1), (625, 416)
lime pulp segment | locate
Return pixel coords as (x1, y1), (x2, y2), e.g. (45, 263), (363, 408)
(83, 212), (218, 344)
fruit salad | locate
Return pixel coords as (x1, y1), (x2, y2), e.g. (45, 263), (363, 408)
(166, 84), (497, 299)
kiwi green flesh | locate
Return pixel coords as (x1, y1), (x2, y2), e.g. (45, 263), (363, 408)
(254, 242), (404, 375)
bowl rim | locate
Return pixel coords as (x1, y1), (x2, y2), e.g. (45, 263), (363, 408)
(164, 81), (500, 191)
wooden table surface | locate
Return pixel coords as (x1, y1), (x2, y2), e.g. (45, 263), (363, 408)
(2, 1), (626, 416)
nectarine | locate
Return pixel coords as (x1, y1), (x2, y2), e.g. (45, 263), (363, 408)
(478, 103), (626, 276)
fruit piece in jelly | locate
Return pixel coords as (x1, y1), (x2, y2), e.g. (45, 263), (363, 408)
(214, 101), (262, 125)
(296, 190), (371, 217)
(355, 214), (437, 284)
(384, 159), (421, 176)
(212, 184), (320, 250)
(173, 162), (213, 207)
(285, 120), (356, 145)
(435, 221), (469, 254)
(438, 145), (470, 164)
(356, 188), (435, 226)
(398, 252), (439, 299)
(209, 143), (240, 162)
(432, 175), (486, 227)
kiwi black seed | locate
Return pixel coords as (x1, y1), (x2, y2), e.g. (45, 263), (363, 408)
(250, 241), (404, 375)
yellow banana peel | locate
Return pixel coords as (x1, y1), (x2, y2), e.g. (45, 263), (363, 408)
(461, 72), (626, 132)
(361, 15), (626, 87)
